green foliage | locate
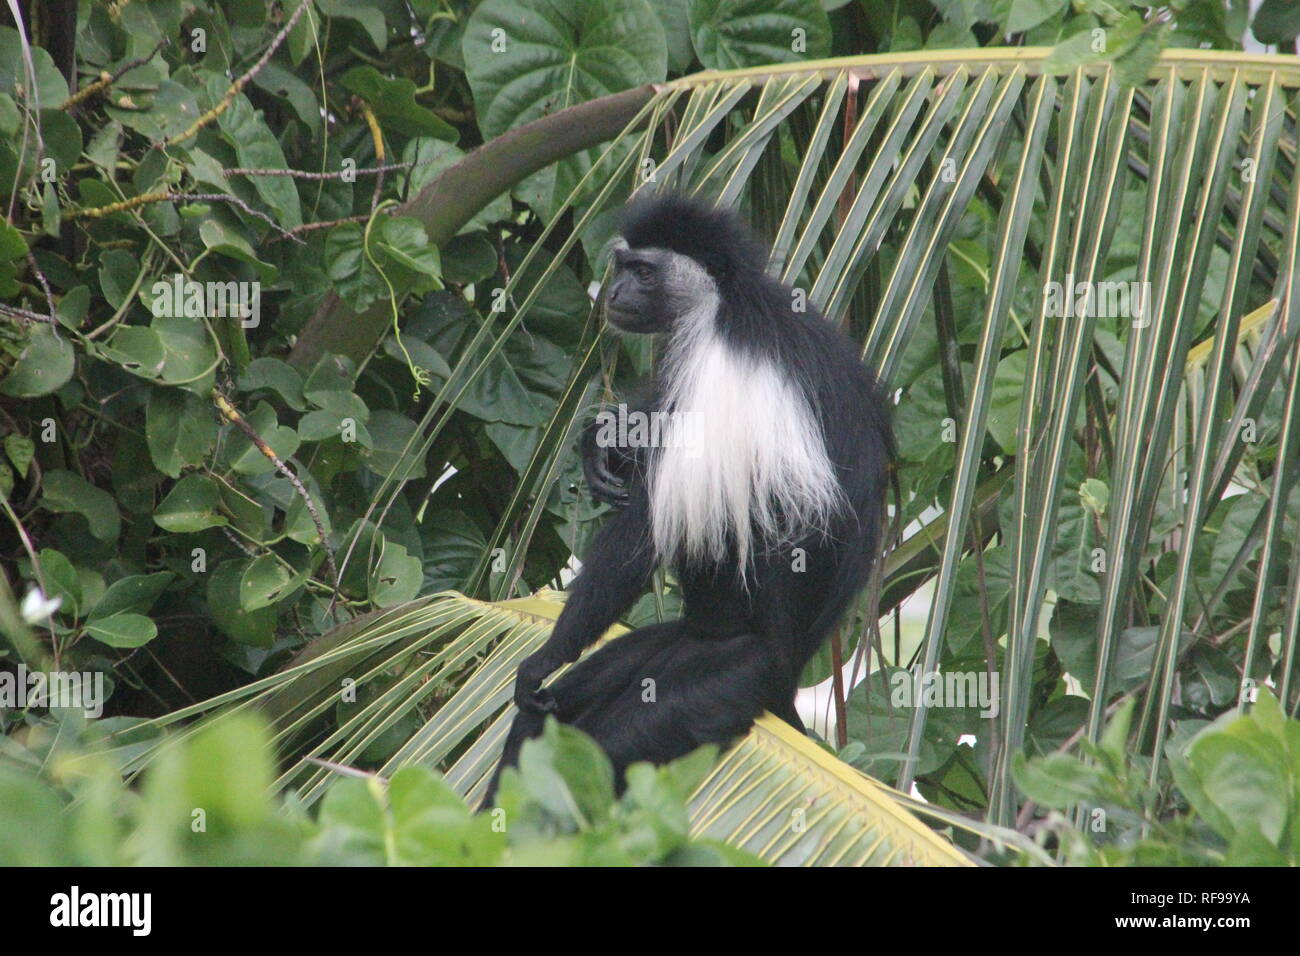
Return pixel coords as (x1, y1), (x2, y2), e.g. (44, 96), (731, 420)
(1, 2), (622, 711)
(464, 0), (669, 142)
(689, 0), (832, 69)
(0, 710), (757, 866)
(1041, 5), (1174, 86)
(1014, 692), (1300, 865)
(1252, 0), (1300, 44)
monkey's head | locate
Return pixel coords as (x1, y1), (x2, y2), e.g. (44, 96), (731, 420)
(603, 193), (767, 335)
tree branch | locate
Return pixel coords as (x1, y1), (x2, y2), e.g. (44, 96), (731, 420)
(286, 84), (658, 369)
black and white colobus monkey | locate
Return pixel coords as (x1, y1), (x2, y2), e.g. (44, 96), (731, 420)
(486, 194), (892, 800)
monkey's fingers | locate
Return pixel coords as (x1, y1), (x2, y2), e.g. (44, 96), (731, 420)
(591, 479), (630, 507)
(513, 652), (559, 714)
(584, 450), (631, 507)
(516, 686), (558, 716)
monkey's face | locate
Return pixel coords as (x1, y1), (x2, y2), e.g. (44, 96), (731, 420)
(604, 244), (714, 334)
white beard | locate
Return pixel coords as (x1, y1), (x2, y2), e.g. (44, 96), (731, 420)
(645, 254), (843, 576)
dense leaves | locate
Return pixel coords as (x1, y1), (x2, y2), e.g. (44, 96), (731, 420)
(1016, 692), (1300, 865)
(0, 710), (751, 866)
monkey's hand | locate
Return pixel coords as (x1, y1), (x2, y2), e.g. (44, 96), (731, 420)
(513, 652), (560, 715)
(581, 420), (631, 508)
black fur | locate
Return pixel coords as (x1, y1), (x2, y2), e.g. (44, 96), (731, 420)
(619, 193), (769, 285)
(485, 195), (892, 803)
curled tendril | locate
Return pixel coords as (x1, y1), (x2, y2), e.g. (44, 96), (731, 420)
(362, 199), (428, 399)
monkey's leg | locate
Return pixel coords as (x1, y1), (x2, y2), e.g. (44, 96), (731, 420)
(484, 621), (680, 805)
(547, 623), (786, 788)
(488, 623), (795, 803)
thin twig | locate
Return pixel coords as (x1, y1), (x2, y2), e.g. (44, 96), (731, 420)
(161, 0), (313, 147)
(224, 156), (444, 181)
(270, 211), (397, 242)
(211, 391), (341, 609)
(181, 193), (304, 244)
(72, 191), (304, 243)
(23, 249), (57, 322)
(222, 526), (258, 557)
(60, 38), (170, 111)
(0, 301), (57, 323)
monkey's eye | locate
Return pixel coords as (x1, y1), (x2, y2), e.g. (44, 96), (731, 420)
(633, 265), (654, 283)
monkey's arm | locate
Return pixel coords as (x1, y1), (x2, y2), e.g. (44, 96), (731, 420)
(513, 489), (656, 713)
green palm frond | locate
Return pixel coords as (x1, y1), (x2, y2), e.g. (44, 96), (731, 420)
(689, 715), (973, 866)
(115, 591), (976, 866)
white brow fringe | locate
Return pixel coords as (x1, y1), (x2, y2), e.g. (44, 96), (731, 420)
(645, 253), (843, 577)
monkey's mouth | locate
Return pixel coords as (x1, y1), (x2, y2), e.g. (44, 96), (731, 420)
(604, 304), (655, 333)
